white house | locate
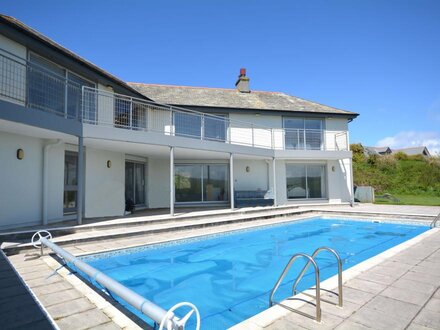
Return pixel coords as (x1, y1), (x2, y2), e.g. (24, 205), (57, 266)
(0, 15), (358, 230)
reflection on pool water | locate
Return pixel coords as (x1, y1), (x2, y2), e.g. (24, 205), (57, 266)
(75, 217), (429, 329)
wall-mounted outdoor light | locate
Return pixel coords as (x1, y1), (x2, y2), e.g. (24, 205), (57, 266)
(107, 160), (112, 168)
(332, 166), (336, 172)
(17, 149), (24, 160)
(246, 166), (251, 172)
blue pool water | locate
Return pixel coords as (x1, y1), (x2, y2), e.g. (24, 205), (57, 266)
(75, 217), (429, 329)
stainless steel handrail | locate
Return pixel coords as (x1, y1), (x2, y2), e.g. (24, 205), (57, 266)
(269, 253), (321, 322)
(430, 212), (440, 228)
(292, 247), (343, 307)
(36, 235), (200, 329)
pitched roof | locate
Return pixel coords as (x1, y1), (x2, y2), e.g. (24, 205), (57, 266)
(392, 147), (431, 156)
(0, 14), (150, 100)
(365, 146), (391, 154)
(128, 83), (358, 117)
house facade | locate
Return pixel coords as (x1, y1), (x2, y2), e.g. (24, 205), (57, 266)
(0, 15), (358, 230)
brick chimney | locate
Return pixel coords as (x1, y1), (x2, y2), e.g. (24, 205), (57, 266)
(235, 68), (250, 93)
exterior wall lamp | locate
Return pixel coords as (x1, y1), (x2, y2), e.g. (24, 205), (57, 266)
(246, 166), (251, 172)
(107, 160), (112, 168)
(17, 149), (24, 160)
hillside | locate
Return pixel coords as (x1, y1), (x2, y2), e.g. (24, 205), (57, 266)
(351, 144), (440, 206)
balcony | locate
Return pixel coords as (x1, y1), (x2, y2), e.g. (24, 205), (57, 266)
(0, 50), (349, 151)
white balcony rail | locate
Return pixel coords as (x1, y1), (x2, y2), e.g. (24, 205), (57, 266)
(0, 49), (349, 151)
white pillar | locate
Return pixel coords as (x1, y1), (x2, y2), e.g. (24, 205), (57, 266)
(170, 146), (175, 216)
(230, 153), (234, 210)
(272, 157), (277, 207)
(77, 136), (84, 225)
(349, 158), (355, 207)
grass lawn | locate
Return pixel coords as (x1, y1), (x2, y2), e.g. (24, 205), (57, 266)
(375, 194), (440, 206)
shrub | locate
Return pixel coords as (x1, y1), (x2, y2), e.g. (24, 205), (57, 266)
(393, 152), (408, 160)
(367, 154), (378, 166)
(377, 155), (397, 171)
(350, 143), (365, 163)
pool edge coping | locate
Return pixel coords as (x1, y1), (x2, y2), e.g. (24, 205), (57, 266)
(229, 227), (440, 329)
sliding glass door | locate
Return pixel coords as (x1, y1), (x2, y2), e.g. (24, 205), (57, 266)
(175, 164), (229, 203)
(125, 162), (146, 206)
(286, 164), (326, 199)
(64, 151), (78, 213)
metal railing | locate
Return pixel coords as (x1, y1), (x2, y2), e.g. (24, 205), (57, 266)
(269, 247), (344, 323)
(32, 231), (200, 329)
(0, 49), (349, 151)
(0, 49), (84, 119)
(431, 212), (440, 228)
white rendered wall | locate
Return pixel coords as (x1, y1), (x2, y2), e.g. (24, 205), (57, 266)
(0, 132), (43, 228)
(46, 142), (65, 222)
(325, 118), (349, 150)
(233, 159), (270, 191)
(84, 147), (125, 218)
(148, 158), (170, 208)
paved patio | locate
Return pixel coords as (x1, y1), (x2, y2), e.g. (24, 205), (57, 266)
(2, 204), (440, 330)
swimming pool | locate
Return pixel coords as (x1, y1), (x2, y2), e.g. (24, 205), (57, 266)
(74, 217), (429, 329)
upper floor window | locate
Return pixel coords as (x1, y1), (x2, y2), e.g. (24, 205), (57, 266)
(173, 112), (228, 142)
(283, 117), (324, 150)
(27, 53), (95, 119)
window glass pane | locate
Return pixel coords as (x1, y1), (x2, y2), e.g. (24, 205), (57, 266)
(134, 163), (145, 205)
(28, 53), (66, 114)
(174, 112), (202, 138)
(305, 119), (322, 130)
(307, 165), (326, 198)
(286, 164), (306, 199)
(204, 115), (227, 142)
(64, 151), (78, 213)
(125, 162), (134, 202)
(175, 165), (202, 202)
(114, 98), (131, 128)
(203, 165), (229, 202)
(283, 118), (304, 129)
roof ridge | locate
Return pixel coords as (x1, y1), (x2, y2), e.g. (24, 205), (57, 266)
(127, 82), (285, 94)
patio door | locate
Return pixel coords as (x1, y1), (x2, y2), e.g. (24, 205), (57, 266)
(125, 161), (146, 206)
(64, 151), (78, 214)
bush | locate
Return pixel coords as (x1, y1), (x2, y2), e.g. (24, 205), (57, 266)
(367, 154), (378, 166)
(377, 155), (397, 171)
(393, 152), (408, 160)
(350, 143), (365, 163)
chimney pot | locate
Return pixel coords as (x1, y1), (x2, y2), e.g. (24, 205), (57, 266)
(235, 68), (250, 93)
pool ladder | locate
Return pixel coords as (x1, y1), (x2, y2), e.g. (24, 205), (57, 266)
(269, 247), (343, 323)
(430, 212), (440, 228)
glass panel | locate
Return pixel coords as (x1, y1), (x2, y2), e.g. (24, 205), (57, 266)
(286, 164), (306, 199)
(175, 165), (202, 202)
(67, 72), (95, 121)
(132, 102), (148, 129)
(114, 98), (131, 128)
(204, 115), (227, 142)
(64, 152), (78, 212)
(125, 162), (134, 203)
(174, 112), (202, 139)
(284, 118), (304, 149)
(63, 191), (77, 210)
(28, 53), (66, 114)
(307, 165), (326, 198)
(305, 119), (323, 150)
(134, 163), (145, 205)
(203, 165), (229, 202)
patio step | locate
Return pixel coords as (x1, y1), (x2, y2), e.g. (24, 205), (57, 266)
(1, 205), (316, 253)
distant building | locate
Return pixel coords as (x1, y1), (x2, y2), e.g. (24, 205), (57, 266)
(392, 146), (431, 158)
(364, 146), (392, 156)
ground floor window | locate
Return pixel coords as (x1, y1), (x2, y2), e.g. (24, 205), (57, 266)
(125, 161), (146, 206)
(64, 151), (78, 213)
(286, 164), (326, 199)
(175, 164), (229, 203)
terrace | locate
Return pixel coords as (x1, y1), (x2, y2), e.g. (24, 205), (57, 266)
(0, 49), (349, 152)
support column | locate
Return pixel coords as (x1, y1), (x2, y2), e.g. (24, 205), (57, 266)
(77, 136), (84, 225)
(349, 158), (355, 207)
(230, 153), (234, 210)
(272, 157), (277, 207)
(170, 146), (175, 216)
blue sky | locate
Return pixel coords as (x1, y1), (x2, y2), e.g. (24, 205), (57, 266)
(3, 1), (440, 153)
